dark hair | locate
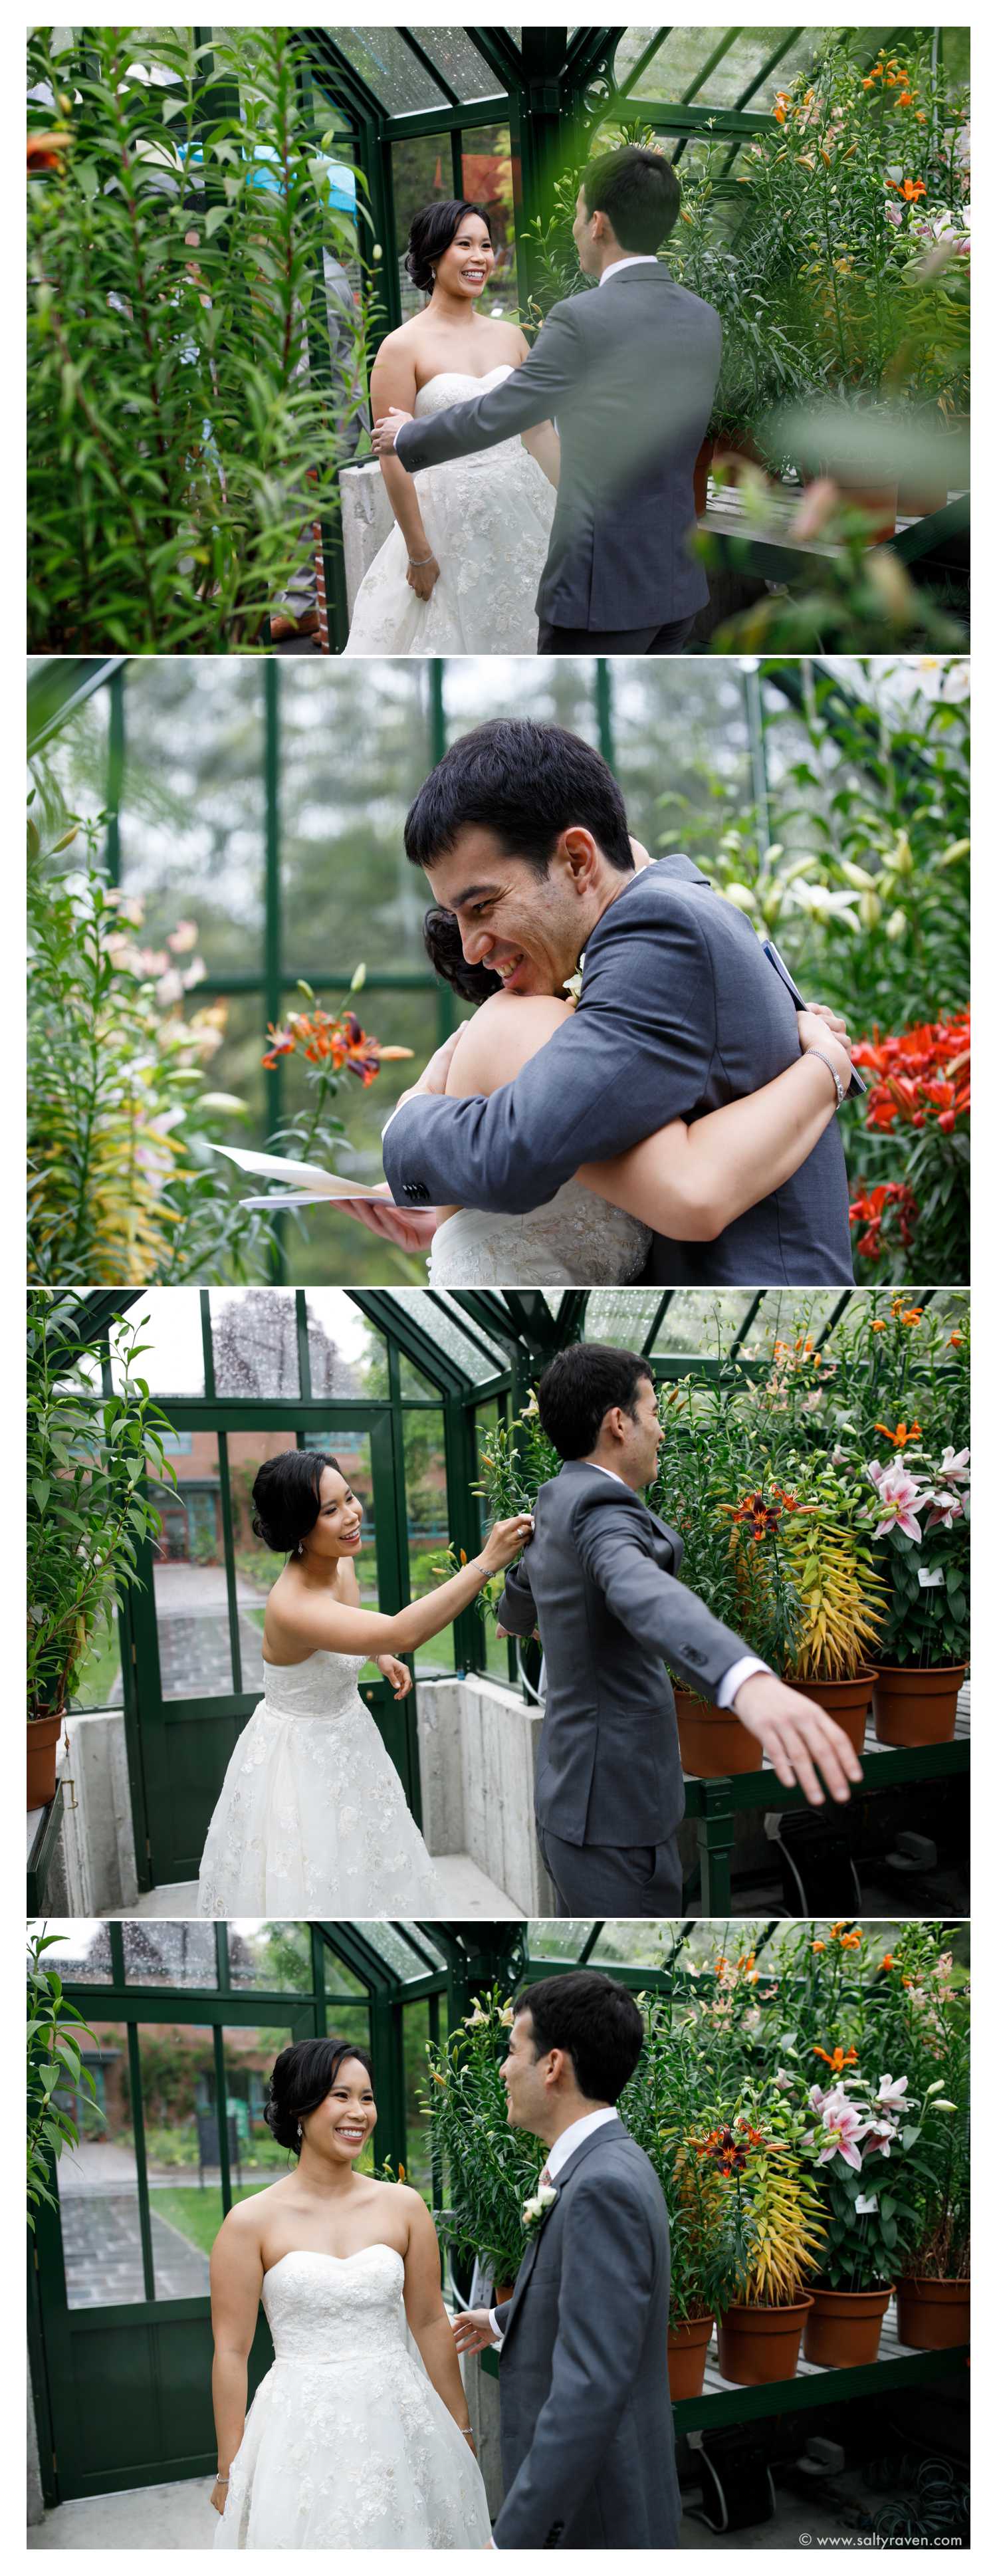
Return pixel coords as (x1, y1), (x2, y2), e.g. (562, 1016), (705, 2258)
(405, 198), (493, 296)
(579, 144), (681, 253)
(513, 1971), (644, 2103)
(538, 1342), (653, 1459)
(405, 719), (634, 879)
(251, 1449), (342, 1554)
(422, 904), (502, 1004)
(265, 2037), (376, 2153)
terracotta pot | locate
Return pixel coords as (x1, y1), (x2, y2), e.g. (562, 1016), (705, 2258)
(791, 1670), (875, 1758)
(834, 476), (898, 543)
(693, 436), (715, 516)
(803, 2283), (892, 2368)
(873, 1662), (966, 1748)
(27, 1710), (63, 1812)
(897, 469), (950, 520)
(895, 2275), (970, 2351)
(667, 2313), (714, 2401)
(713, 427), (769, 484)
(493, 2282), (516, 2305)
(674, 1688), (763, 1779)
(717, 2297), (812, 2386)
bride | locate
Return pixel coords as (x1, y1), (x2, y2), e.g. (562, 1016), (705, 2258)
(344, 199), (556, 657)
(196, 1449), (530, 1915)
(340, 862), (856, 1288)
(210, 2036), (491, 2549)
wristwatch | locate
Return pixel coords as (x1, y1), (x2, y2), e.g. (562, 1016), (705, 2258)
(807, 1047), (846, 1108)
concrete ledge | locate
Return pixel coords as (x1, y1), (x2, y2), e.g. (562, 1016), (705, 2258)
(416, 1675), (555, 1917)
(56, 1708), (138, 1917)
(340, 461), (393, 611)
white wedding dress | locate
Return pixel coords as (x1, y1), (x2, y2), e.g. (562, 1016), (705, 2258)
(344, 366), (555, 655)
(196, 1653), (441, 1915)
(214, 2247), (491, 2550)
(427, 1178), (652, 1286)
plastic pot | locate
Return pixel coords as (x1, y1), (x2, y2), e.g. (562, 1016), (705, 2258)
(803, 2283), (892, 2368)
(872, 1663), (966, 1747)
(716, 2297), (812, 2387)
(674, 1689), (763, 1779)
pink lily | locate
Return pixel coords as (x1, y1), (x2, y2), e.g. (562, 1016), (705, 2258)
(867, 1459), (925, 1540)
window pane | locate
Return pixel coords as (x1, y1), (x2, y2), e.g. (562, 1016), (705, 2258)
(70, 1616), (123, 1714)
(391, 134), (456, 323)
(307, 1425), (382, 1680)
(429, 31), (504, 103)
(304, 1290), (385, 1393)
(403, 1406), (451, 1674)
(122, 1923), (219, 1988)
(150, 1433), (235, 1700)
(220, 2024), (317, 2203)
(443, 657), (599, 736)
(140, 2024), (221, 2296)
(110, 1289), (206, 1397)
(56, 2021), (144, 2308)
(402, 1996), (431, 2195)
(460, 127), (515, 314)
(333, 26), (447, 112)
(227, 1923), (314, 1992)
(113, 661), (265, 967)
(227, 1431), (298, 1698)
(210, 1289), (300, 1397)
(33, 1922), (109, 1983)
(611, 660), (752, 860)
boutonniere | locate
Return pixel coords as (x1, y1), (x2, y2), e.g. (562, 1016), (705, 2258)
(562, 953), (585, 1008)
(522, 2182), (558, 2232)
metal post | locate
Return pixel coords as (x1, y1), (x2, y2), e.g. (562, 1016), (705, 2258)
(594, 659), (615, 768)
(695, 1780), (736, 1913)
(263, 661), (286, 1284)
(742, 659), (771, 854)
(429, 658), (447, 766)
(126, 2024), (157, 2302)
(104, 665), (124, 885)
(212, 2024), (234, 2217)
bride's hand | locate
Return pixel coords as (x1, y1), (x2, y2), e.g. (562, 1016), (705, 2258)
(209, 2478), (229, 2517)
(377, 1653), (413, 1700)
(453, 2307), (500, 2356)
(406, 551), (441, 601)
(480, 1514), (534, 1576)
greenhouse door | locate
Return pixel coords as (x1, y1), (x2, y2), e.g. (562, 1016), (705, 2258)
(128, 1405), (419, 1889)
(31, 1976), (324, 2502)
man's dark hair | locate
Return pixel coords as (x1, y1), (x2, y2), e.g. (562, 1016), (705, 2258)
(537, 1342), (653, 1460)
(514, 1971), (644, 2103)
(404, 718), (634, 878)
(580, 144), (681, 253)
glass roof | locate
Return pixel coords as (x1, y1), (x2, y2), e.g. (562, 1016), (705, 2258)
(385, 1289), (510, 1383)
(611, 26), (914, 106)
(327, 26), (504, 114)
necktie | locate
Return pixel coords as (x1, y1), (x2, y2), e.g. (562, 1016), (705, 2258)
(539, 2165), (552, 2187)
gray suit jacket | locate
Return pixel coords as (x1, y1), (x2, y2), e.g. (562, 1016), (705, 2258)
(497, 1461), (752, 1847)
(384, 856), (854, 1286)
(393, 262), (720, 630)
(491, 2116), (681, 2549)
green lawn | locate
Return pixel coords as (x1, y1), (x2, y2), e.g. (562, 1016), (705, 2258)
(150, 2181), (268, 2257)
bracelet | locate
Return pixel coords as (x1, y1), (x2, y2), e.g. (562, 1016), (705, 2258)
(215, 2475), (230, 2485)
(407, 551), (435, 566)
(806, 1046), (846, 1109)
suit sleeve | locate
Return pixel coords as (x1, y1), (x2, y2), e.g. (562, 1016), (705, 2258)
(492, 2172), (659, 2551)
(382, 897), (713, 1215)
(495, 1553), (538, 1641)
(393, 303), (580, 475)
(573, 1490), (751, 1701)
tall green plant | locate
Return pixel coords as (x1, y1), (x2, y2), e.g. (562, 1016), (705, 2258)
(27, 1295), (176, 1722)
(27, 25), (366, 651)
(424, 1990), (544, 2285)
(27, 1931), (105, 2225)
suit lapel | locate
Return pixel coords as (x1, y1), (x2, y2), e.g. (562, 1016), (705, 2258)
(500, 2121), (625, 2345)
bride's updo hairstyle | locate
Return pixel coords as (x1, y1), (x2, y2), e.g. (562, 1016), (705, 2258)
(251, 1449), (342, 1555)
(265, 2038), (375, 2155)
(405, 198), (492, 295)
(422, 904), (502, 1005)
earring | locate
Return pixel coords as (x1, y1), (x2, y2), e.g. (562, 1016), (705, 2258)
(296, 2120), (302, 2139)
(296, 1542), (304, 1558)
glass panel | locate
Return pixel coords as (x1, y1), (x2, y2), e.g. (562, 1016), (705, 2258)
(403, 1405), (451, 1675)
(56, 2021), (143, 2308)
(581, 1288), (665, 1349)
(227, 1431), (297, 1698)
(391, 134), (457, 324)
(122, 1923), (218, 1987)
(33, 1922), (109, 1983)
(219, 2023), (324, 2206)
(398, 1350), (443, 1397)
(354, 1920), (429, 1978)
(70, 1613), (123, 1714)
(611, 661), (752, 863)
(112, 661), (265, 966)
(411, 1292), (500, 1382)
(150, 1433), (234, 1701)
(429, 31), (505, 104)
(28, 669), (110, 847)
(227, 1923), (314, 1992)
(460, 127), (515, 316)
(333, 26), (448, 113)
(140, 2024), (221, 2295)
(304, 1290), (386, 1394)
(402, 1995), (431, 2195)
(210, 1289), (300, 1397)
(109, 1289), (205, 1397)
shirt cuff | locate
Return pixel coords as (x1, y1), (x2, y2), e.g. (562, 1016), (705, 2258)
(380, 1104), (401, 1142)
(719, 1654), (771, 1712)
(489, 2308), (504, 2343)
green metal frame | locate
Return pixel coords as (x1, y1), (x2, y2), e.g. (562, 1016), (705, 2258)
(684, 1734), (970, 1915)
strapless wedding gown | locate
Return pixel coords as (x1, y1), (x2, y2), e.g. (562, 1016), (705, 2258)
(196, 1651), (441, 1915)
(214, 2247), (491, 2550)
(427, 1178), (652, 1286)
(345, 366), (555, 655)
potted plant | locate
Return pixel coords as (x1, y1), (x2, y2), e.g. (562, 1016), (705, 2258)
(800, 2061), (918, 2366)
(424, 1990), (544, 2299)
(876, 1932), (970, 2350)
(650, 1374), (800, 1779)
(621, 1980), (741, 2400)
(778, 1498), (887, 1754)
(707, 2087), (826, 2386)
(27, 1294), (177, 1809)
(862, 1437), (969, 1744)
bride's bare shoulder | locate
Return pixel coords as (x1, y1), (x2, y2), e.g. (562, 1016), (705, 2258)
(446, 992), (574, 1096)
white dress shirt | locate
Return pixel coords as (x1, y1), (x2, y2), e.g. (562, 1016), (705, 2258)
(586, 1461), (769, 1710)
(487, 2106), (619, 2342)
(598, 253), (660, 287)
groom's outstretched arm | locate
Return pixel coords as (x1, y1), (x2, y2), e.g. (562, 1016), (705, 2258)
(382, 902), (711, 1214)
(495, 1555), (538, 1640)
(573, 1492), (750, 1703)
(491, 2170), (659, 2550)
(391, 303), (581, 476)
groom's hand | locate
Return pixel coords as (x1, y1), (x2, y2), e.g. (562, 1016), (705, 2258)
(453, 2307), (499, 2357)
(337, 1193), (441, 1255)
(372, 406), (413, 456)
(732, 1672), (863, 1806)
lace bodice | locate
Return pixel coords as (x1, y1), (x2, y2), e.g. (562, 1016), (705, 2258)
(345, 365), (554, 657)
(263, 2248), (407, 2366)
(259, 1650), (366, 1720)
(428, 1177), (651, 1287)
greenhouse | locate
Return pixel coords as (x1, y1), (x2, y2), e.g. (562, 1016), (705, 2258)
(27, 25), (970, 655)
(27, 1915), (969, 2541)
(27, 651), (971, 1291)
(29, 1284), (969, 1923)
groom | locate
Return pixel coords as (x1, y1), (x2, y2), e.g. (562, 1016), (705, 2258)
(453, 1970), (682, 2548)
(495, 1343), (862, 1916)
(380, 717), (855, 1287)
(371, 146), (721, 655)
